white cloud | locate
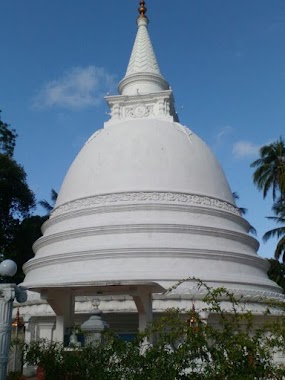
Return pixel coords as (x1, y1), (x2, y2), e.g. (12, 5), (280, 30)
(34, 66), (116, 110)
(232, 141), (260, 158)
(216, 125), (234, 144)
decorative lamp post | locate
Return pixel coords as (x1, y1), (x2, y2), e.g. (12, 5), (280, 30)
(10, 308), (25, 373)
(0, 260), (27, 380)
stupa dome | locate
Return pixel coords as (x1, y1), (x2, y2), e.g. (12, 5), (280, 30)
(56, 119), (234, 207)
(22, 2), (281, 301)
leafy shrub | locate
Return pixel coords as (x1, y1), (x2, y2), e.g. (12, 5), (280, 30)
(23, 284), (285, 380)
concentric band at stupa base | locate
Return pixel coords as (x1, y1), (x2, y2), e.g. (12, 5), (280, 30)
(50, 191), (241, 218)
(33, 225), (259, 252)
(20, 275), (284, 303)
(24, 247), (267, 271)
(22, 246), (276, 293)
(166, 288), (285, 302)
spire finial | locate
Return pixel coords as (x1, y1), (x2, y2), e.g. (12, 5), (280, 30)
(138, 1), (147, 18)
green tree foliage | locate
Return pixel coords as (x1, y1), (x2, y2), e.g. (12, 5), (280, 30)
(251, 138), (285, 263)
(23, 285), (285, 380)
(232, 191), (248, 216)
(251, 137), (285, 201)
(0, 110), (17, 157)
(232, 192), (256, 235)
(39, 189), (58, 215)
(264, 198), (285, 262)
(8, 215), (47, 283)
(268, 258), (285, 291)
(0, 112), (36, 282)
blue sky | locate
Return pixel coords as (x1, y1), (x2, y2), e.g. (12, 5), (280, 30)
(1, 0), (284, 258)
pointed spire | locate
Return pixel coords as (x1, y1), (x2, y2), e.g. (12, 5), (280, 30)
(118, 1), (169, 96)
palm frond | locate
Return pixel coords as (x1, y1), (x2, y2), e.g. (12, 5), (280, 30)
(266, 216), (285, 224)
(51, 189), (58, 203)
(238, 207), (248, 216)
(39, 199), (53, 213)
(232, 192), (239, 200)
(39, 188), (58, 215)
(249, 225), (257, 235)
(274, 237), (285, 262)
(263, 227), (285, 242)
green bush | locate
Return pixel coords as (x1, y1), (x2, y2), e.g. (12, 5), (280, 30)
(23, 285), (285, 380)
(6, 372), (25, 380)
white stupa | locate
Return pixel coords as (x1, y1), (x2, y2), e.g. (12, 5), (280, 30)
(21, 1), (282, 342)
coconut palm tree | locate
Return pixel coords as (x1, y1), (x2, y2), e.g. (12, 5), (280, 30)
(263, 197), (285, 262)
(39, 188), (58, 215)
(267, 258), (285, 292)
(232, 192), (247, 216)
(232, 192), (256, 235)
(250, 137), (285, 201)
